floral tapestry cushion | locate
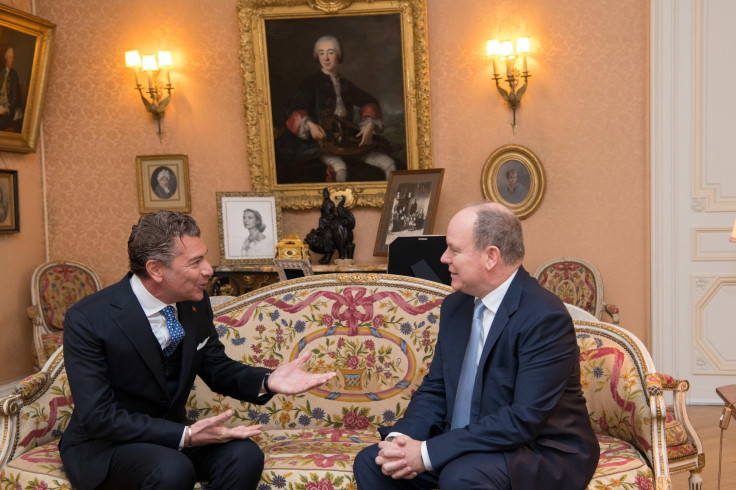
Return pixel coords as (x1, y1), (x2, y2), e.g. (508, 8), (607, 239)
(537, 263), (598, 316)
(586, 434), (653, 490)
(0, 442), (67, 489)
(187, 283), (443, 432)
(38, 265), (99, 331)
(577, 331), (653, 461)
(255, 428), (379, 490)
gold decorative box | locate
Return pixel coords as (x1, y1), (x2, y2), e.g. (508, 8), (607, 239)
(276, 234), (311, 260)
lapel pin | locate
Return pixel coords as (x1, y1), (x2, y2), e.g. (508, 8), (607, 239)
(192, 306), (197, 312)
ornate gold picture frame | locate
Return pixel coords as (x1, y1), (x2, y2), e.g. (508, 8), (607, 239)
(0, 5), (55, 153)
(481, 144), (546, 220)
(237, 0), (433, 209)
(136, 154), (191, 214)
(217, 191), (284, 265)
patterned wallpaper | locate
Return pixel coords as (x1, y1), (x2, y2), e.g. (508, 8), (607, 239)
(0, 0), (649, 383)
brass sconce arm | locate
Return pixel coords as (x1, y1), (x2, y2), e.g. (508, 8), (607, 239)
(125, 50), (174, 141)
(487, 37), (532, 133)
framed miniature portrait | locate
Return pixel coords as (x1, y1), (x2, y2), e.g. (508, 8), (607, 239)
(217, 192), (283, 265)
(0, 169), (19, 232)
(237, 0), (433, 209)
(0, 5), (55, 153)
(136, 154), (191, 214)
(374, 169), (444, 256)
(481, 145), (546, 220)
(274, 258), (314, 281)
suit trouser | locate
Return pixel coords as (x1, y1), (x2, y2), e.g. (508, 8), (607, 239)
(98, 439), (264, 490)
(353, 443), (511, 490)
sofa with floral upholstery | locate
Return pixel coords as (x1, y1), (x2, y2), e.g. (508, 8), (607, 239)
(1, 273), (673, 489)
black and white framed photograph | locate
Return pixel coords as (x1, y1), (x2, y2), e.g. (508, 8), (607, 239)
(373, 169), (444, 256)
(217, 192), (283, 265)
(0, 169), (19, 232)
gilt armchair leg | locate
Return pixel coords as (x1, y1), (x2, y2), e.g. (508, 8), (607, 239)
(688, 469), (703, 490)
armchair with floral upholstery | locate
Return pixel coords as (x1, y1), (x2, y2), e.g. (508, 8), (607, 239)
(575, 317), (671, 489)
(534, 256), (620, 324)
(26, 260), (102, 370)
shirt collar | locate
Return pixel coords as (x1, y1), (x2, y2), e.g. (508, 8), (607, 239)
(130, 274), (171, 316)
(478, 269), (518, 314)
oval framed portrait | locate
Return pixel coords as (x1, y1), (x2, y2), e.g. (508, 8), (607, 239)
(481, 144), (545, 219)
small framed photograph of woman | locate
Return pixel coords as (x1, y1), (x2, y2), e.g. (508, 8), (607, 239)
(217, 192), (283, 265)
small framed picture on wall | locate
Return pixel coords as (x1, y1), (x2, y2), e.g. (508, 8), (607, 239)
(0, 169), (19, 232)
(136, 154), (191, 214)
(217, 192), (283, 265)
(481, 144), (546, 220)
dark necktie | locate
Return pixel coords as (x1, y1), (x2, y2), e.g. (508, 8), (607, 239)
(451, 300), (486, 429)
(161, 305), (184, 357)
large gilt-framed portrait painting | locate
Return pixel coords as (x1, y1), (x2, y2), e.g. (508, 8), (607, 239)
(237, 0), (432, 209)
(0, 5), (54, 153)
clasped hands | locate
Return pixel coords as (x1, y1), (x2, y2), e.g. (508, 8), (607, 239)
(188, 350), (335, 447)
(375, 435), (426, 480)
(307, 119), (374, 146)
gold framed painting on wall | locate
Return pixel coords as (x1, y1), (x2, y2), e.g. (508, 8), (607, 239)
(481, 144), (546, 220)
(136, 154), (191, 214)
(217, 191), (284, 265)
(0, 5), (55, 153)
(237, 0), (433, 209)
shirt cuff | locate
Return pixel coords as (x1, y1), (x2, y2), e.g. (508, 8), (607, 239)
(420, 441), (433, 471)
(178, 427), (186, 450)
(386, 432), (432, 471)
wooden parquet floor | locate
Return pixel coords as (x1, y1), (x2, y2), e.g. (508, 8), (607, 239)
(670, 405), (736, 490)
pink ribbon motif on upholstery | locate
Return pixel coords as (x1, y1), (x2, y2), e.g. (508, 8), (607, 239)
(217, 287), (441, 336)
(19, 395), (72, 448)
(581, 346), (650, 452)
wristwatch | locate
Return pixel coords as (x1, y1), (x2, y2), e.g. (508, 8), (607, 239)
(263, 371), (276, 395)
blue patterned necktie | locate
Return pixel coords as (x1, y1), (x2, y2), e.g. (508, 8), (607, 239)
(161, 305), (184, 358)
(451, 300), (486, 429)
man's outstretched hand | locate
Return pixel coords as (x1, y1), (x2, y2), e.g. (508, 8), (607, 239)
(266, 350), (336, 395)
(190, 410), (262, 446)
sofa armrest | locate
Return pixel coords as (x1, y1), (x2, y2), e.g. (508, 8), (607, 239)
(0, 348), (72, 469)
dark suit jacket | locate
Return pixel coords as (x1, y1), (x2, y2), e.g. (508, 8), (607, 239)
(59, 274), (271, 490)
(387, 266), (599, 490)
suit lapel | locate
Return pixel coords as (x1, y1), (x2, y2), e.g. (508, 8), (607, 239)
(111, 276), (167, 394)
(478, 267), (528, 366)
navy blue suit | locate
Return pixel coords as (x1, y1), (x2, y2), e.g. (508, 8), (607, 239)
(355, 267), (599, 490)
(59, 274), (271, 490)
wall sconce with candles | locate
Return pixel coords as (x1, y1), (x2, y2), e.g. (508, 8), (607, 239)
(487, 37), (531, 132)
(125, 50), (174, 140)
